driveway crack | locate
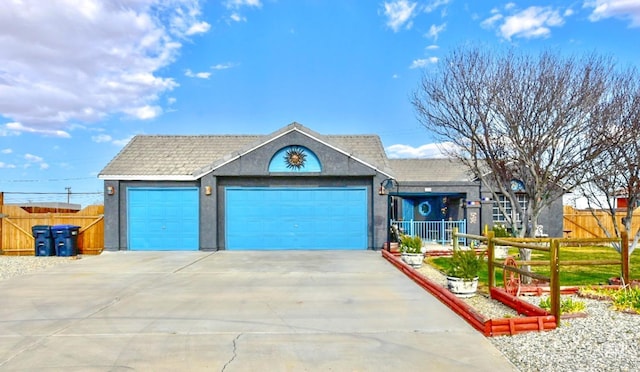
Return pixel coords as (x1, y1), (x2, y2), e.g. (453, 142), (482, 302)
(221, 333), (242, 372)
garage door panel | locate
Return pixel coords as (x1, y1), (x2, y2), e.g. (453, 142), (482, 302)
(128, 188), (199, 251)
(226, 187), (367, 250)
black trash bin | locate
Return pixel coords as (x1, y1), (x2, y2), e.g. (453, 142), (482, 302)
(32, 225), (55, 256)
(51, 224), (80, 256)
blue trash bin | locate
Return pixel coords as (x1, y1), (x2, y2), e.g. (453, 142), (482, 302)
(32, 225), (55, 256)
(51, 225), (80, 256)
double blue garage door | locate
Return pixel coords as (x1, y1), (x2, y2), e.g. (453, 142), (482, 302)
(128, 187), (368, 250)
(226, 187), (367, 250)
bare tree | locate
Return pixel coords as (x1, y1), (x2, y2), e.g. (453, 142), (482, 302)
(577, 67), (640, 256)
(412, 47), (614, 277)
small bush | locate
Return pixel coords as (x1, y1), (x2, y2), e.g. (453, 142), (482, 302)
(446, 248), (484, 280)
(579, 286), (640, 314)
(539, 297), (586, 314)
(492, 224), (510, 238)
(612, 287), (640, 314)
(400, 235), (422, 254)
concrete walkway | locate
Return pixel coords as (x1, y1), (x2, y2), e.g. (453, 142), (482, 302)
(0, 251), (516, 371)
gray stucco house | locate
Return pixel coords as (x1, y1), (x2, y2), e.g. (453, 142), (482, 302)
(98, 122), (563, 251)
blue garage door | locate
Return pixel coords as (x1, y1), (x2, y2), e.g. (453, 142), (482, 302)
(128, 188), (199, 251)
(226, 187), (367, 250)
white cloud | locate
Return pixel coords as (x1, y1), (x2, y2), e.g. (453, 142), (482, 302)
(496, 6), (566, 40)
(230, 13), (246, 22)
(186, 21), (211, 35)
(123, 106), (162, 120)
(481, 13), (504, 29)
(0, 0), (208, 134)
(424, 0), (450, 13)
(585, 0), (640, 27)
(426, 23), (447, 40)
(1, 148), (12, 154)
(382, 1), (418, 32)
(91, 134), (113, 143)
(113, 136), (135, 147)
(24, 153), (44, 163)
(185, 69), (212, 79)
(386, 142), (457, 158)
(425, 44), (440, 50)
(225, 0), (262, 22)
(212, 63), (236, 70)
(225, 0), (262, 8)
(0, 162), (16, 169)
(410, 57), (438, 69)
(5, 122), (70, 138)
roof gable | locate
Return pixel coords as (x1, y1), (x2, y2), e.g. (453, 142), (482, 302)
(99, 122), (393, 180)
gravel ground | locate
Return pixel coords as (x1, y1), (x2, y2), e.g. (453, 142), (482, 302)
(416, 263), (640, 372)
(0, 255), (79, 281)
(3, 255), (639, 371)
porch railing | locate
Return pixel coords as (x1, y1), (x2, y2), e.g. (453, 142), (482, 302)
(391, 219), (466, 245)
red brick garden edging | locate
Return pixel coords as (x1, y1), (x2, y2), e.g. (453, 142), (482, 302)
(382, 249), (557, 336)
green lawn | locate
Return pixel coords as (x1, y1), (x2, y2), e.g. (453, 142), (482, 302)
(429, 245), (640, 289)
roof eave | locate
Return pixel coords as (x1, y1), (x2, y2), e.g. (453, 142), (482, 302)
(98, 175), (196, 181)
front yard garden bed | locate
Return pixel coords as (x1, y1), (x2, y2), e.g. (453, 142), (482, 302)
(382, 250), (557, 336)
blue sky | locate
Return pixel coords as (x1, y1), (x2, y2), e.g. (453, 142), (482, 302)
(1, 0), (639, 206)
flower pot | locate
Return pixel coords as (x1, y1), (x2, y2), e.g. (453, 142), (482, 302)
(383, 242), (400, 253)
(446, 276), (479, 298)
(401, 252), (424, 268)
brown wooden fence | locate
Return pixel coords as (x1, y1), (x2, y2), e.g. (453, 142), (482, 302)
(563, 205), (640, 239)
(0, 202), (104, 256)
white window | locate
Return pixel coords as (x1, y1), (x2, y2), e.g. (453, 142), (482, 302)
(492, 194), (528, 225)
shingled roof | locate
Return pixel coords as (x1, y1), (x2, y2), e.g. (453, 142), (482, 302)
(99, 122), (394, 180)
(388, 158), (476, 183)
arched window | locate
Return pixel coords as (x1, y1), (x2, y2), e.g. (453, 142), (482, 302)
(268, 146), (321, 172)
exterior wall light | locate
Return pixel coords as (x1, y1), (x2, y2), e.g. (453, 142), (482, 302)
(107, 186), (115, 195)
(378, 178), (397, 195)
(205, 186), (212, 196)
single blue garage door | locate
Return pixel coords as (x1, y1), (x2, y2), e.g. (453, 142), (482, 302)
(226, 187), (367, 250)
(128, 188), (199, 250)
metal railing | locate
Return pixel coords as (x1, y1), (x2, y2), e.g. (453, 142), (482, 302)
(391, 219), (466, 245)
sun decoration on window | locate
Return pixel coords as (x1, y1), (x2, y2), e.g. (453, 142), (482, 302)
(284, 146), (307, 169)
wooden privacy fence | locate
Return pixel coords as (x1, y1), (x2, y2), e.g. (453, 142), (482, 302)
(0, 204), (104, 255)
(454, 229), (628, 325)
(563, 205), (640, 239)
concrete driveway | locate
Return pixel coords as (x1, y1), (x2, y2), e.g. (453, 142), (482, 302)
(0, 251), (516, 371)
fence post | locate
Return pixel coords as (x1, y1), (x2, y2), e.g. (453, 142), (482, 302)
(550, 239), (561, 323)
(452, 227), (459, 251)
(441, 219), (446, 245)
(621, 231), (629, 285)
(487, 230), (495, 293)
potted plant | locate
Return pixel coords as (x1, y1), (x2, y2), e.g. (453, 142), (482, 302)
(492, 224), (510, 259)
(400, 234), (425, 268)
(446, 244), (485, 298)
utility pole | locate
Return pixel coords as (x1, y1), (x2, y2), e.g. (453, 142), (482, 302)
(65, 187), (71, 204)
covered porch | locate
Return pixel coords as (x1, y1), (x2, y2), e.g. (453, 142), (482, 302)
(387, 191), (467, 246)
